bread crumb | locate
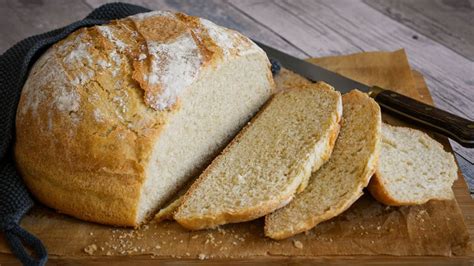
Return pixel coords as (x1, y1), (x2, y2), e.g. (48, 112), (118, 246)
(376, 226), (381, 230)
(106, 251), (112, 256)
(155, 245), (161, 249)
(191, 235), (199, 239)
(185, 252), (190, 256)
(293, 240), (303, 249)
(84, 244), (98, 255)
(198, 253), (207, 260)
(205, 233), (216, 246)
(217, 227), (226, 235)
(89, 232), (94, 236)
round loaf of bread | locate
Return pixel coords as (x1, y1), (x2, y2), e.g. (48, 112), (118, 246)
(15, 11), (274, 226)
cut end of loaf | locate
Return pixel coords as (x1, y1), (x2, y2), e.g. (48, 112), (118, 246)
(368, 124), (458, 206)
(136, 54), (273, 224)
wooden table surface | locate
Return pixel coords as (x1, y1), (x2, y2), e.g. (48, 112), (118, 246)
(1, 0), (473, 194)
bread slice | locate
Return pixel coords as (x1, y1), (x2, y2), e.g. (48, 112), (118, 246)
(174, 83), (342, 230)
(265, 90), (381, 240)
(368, 124), (458, 205)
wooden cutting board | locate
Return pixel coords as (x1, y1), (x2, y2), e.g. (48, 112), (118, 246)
(1, 53), (473, 264)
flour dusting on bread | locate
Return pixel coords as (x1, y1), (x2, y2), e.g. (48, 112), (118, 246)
(97, 25), (128, 51)
(144, 34), (202, 110)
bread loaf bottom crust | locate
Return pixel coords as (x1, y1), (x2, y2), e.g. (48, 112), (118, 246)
(18, 162), (142, 226)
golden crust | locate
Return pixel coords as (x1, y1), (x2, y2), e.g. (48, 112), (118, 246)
(154, 195), (184, 222)
(264, 189), (365, 240)
(174, 83), (342, 230)
(15, 11), (269, 226)
(367, 171), (403, 206)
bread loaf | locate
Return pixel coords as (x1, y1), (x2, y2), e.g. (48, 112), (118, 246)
(368, 124), (458, 205)
(265, 90), (381, 239)
(174, 83), (342, 230)
(15, 11), (274, 226)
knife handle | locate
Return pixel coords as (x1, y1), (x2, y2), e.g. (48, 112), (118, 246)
(369, 86), (474, 148)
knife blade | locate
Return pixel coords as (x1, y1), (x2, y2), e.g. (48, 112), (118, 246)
(256, 41), (474, 148)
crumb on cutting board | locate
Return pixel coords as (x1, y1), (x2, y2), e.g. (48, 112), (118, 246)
(84, 244), (98, 255)
(293, 240), (303, 249)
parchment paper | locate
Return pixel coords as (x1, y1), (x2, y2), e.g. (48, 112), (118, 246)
(0, 50), (469, 259)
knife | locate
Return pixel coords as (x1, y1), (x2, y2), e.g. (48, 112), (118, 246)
(256, 41), (474, 148)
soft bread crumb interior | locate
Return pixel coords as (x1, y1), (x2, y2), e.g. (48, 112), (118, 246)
(376, 124), (457, 204)
(137, 55), (272, 222)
